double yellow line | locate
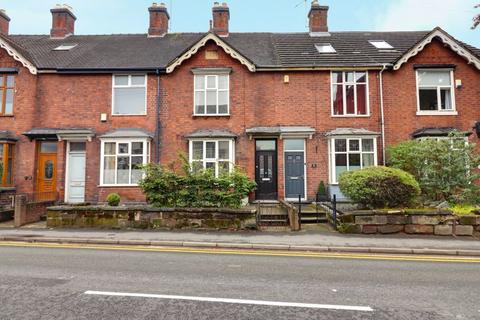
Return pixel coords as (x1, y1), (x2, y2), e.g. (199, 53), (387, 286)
(1, 241), (480, 263)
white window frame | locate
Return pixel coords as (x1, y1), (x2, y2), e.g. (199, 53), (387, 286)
(328, 137), (378, 184)
(188, 139), (235, 177)
(100, 138), (150, 186)
(368, 40), (394, 49)
(193, 74), (230, 116)
(330, 71), (370, 117)
(416, 69), (457, 116)
(112, 74), (148, 116)
(315, 43), (336, 54)
(283, 139), (307, 201)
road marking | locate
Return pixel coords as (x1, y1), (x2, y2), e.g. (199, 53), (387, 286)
(1, 241), (480, 264)
(84, 290), (374, 312)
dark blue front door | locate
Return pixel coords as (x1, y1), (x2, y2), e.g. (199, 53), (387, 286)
(285, 152), (305, 199)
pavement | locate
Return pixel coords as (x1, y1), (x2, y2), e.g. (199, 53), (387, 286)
(0, 244), (479, 319)
(0, 225), (480, 256)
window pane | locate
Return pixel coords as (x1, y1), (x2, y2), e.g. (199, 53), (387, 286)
(349, 139), (360, 152)
(335, 154), (347, 182)
(114, 75), (129, 86)
(40, 142), (57, 153)
(332, 72), (343, 83)
(205, 162), (215, 170)
(346, 84), (355, 114)
(356, 84), (367, 115)
(345, 72), (354, 83)
(362, 139), (374, 152)
(191, 161), (203, 173)
(332, 84), (343, 115)
(195, 91), (205, 114)
(0, 76), (3, 87)
(192, 141), (203, 160)
(0, 144), (3, 183)
(117, 156), (130, 184)
(118, 143), (129, 154)
(362, 153), (375, 167)
(103, 156), (115, 184)
(113, 87), (146, 114)
(5, 89), (13, 114)
(206, 91), (217, 114)
(195, 76), (205, 90)
(132, 142), (143, 155)
(205, 142), (216, 158)
(284, 139), (304, 151)
(218, 91), (228, 114)
(256, 140), (275, 151)
(0, 90), (3, 113)
(104, 143), (115, 155)
(218, 75), (228, 90)
(418, 71), (451, 86)
(206, 76), (216, 89)
(131, 75), (145, 86)
(219, 161), (230, 175)
(6, 155), (12, 184)
(419, 89), (437, 111)
(334, 139), (346, 152)
(440, 88), (452, 110)
(6, 76), (14, 87)
(349, 154), (361, 171)
(218, 141), (230, 160)
(70, 142), (86, 152)
(355, 72), (366, 83)
(131, 156), (143, 184)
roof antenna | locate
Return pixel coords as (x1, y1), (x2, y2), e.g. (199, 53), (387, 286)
(294, 0), (308, 29)
(169, 0), (173, 32)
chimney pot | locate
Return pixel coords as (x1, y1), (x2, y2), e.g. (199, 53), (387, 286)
(212, 1), (229, 37)
(50, 4), (76, 38)
(148, 2), (169, 37)
(308, 0), (329, 33)
(0, 9), (10, 35)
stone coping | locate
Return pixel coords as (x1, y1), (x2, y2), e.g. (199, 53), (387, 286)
(48, 205), (256, 215)
(344, 209), (455, 216)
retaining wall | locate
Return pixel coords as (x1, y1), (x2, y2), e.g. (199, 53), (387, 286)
(47, 206), (257, 230)
(339, 210), (480, 236)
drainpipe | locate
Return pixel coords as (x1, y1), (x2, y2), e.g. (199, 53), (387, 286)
(155, 69), (162, 163)
(379, 64), (387, 165)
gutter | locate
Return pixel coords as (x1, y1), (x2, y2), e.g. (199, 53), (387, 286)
(379, 64), (387, 165)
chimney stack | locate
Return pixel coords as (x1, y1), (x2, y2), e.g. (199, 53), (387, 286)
(0, 10), (10, 36)
(50, 4), (76, 38)
(308, 0), (329, 33)
(148, 3), (169, 37)
(211, 2), (229, 37)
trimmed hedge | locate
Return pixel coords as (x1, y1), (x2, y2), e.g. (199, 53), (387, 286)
(339, 166), (420, 208)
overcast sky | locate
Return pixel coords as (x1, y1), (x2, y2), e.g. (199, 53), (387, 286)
(3, 0), (479, 47)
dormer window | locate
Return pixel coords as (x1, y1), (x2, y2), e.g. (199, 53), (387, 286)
(369, 40), (393, 49)
(315, 43), (336, 54)
(53, 43), (78, 51)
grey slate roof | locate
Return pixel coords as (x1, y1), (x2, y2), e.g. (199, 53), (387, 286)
(0, 130), (19, 142)
(2, 30), (478, 70)
(23, 128), (95, 139)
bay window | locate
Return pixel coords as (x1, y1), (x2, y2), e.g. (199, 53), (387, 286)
(417, 69), (455, 113)
(101, 140), (150, 185)
(0, 74), (15, 115)
(189, 140), (234, 176)
(0, 143), (14, 187)
(330, 137), (377, 184)
(194, 73), (229, 116)
(332, 71), (369, 116)
(112, 75), (147, 115)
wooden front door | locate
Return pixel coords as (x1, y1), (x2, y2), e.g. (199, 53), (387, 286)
(36, 142), (58, 201)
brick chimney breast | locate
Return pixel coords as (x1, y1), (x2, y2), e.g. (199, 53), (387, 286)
(308, 0), (329, 33)
(211, 2), (229, 37)
(50, 4), (76, 38)
(148, 2), (169, 37)
(0, 9), (10, 35)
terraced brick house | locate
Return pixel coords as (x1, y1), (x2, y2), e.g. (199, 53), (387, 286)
(0, 1), (479, 204)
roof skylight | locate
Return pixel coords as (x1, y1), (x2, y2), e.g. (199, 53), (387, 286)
(315, 43), (336, 54)
(53, 43), (78, 51)
(369, 40), (393, 49)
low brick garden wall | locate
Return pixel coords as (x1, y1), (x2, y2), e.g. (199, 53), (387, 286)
(47, 206), (257, 230)
(339, 210), (480, 236)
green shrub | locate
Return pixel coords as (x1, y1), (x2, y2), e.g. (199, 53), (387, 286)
(317, 181), (327, 196)
(106, 193), (121, 207)
(339, 166), (420, 208)
(388, 134), (480, 204)
(450, 203), (476, 216)
(139, 156), (256, 208)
